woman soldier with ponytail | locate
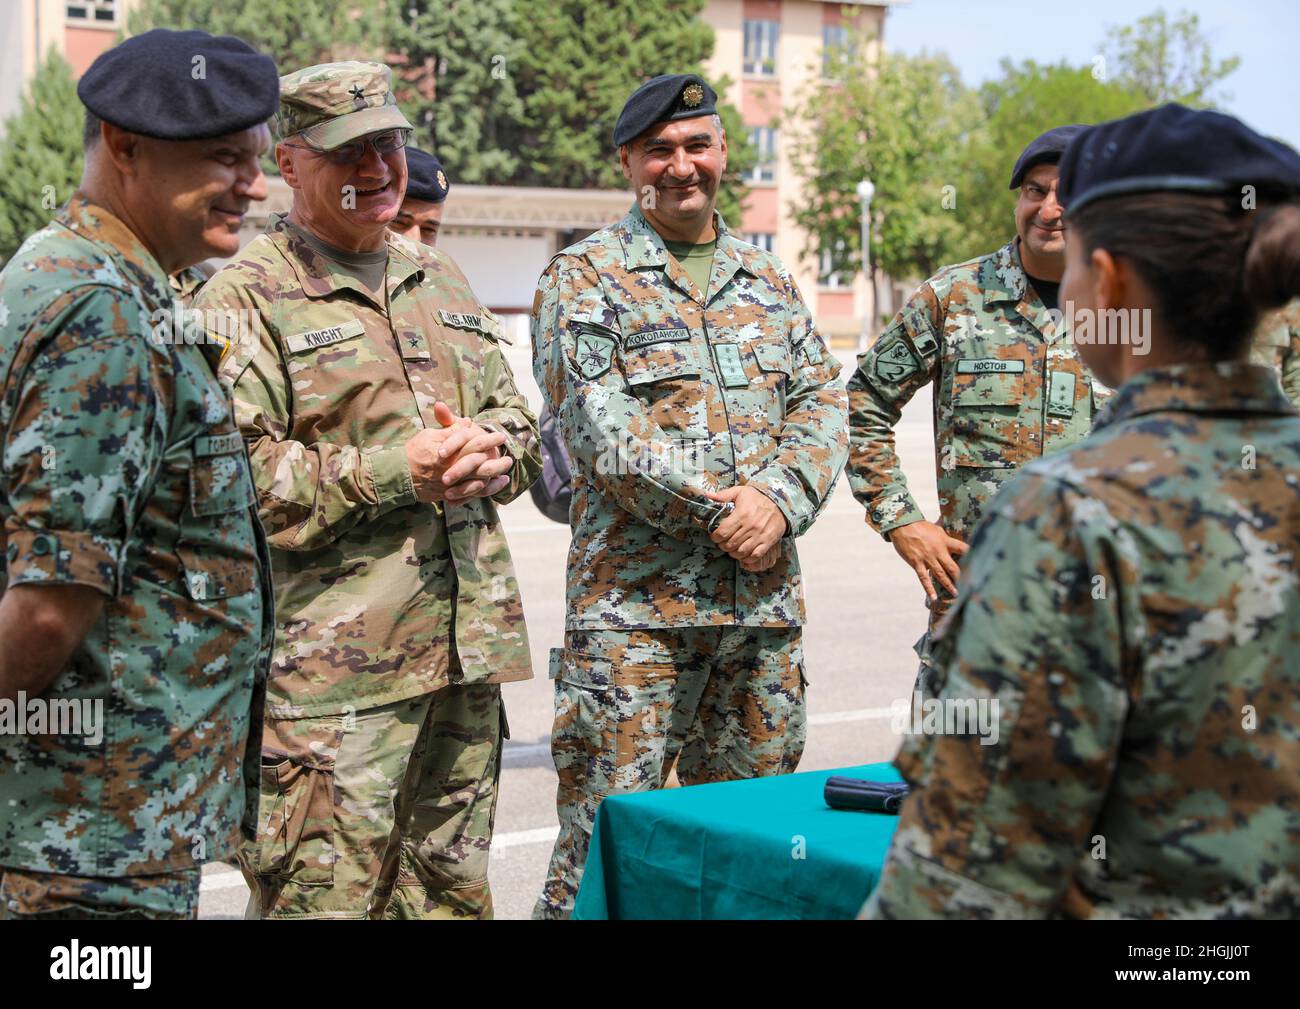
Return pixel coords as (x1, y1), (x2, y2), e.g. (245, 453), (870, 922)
(865, 104), (1300, 920)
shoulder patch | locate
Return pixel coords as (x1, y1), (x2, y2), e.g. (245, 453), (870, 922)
(575, 329), (615, 380)
(874, 338), (920, 383)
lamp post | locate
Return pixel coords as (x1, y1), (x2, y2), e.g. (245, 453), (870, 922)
(856, 178), (875, 352)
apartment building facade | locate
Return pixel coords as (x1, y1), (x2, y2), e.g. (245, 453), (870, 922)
(704, 0), (896, 342)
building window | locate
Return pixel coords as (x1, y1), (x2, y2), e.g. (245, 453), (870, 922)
(819, 241), (855, 289)
(823, 24), (852, 77)
(743, 233), (776, 254)
(743, 20), (779, 77)
(67, 1), (116, 22)
(745, 127), (777, 184)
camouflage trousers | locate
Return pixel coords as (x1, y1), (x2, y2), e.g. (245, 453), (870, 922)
(0, 867), (200, 919)
(239, 683), (506, 919)
(534, 625), (806, 920)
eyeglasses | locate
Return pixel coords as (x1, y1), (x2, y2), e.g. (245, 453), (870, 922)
(283, 128), (412, 166)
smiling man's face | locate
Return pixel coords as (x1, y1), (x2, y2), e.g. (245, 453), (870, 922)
(620, 116), (727, 239)
(132, 124), (271, 267)
(1015, 163), (1066, 269)
(278, 131), (408, 251)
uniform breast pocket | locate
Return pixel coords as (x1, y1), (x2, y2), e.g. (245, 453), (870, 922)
(624, 347), (708, 439)
(176, 436), (258, 602)
(949, 365), (1033, 468)
(750, 338), (793, 423)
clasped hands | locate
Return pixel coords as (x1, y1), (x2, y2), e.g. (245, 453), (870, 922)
(405, 401), (514, 505)
(706, 485), (789, 573)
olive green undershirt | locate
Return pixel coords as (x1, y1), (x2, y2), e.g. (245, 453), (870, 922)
(285, 219), (389, 298)
(663, 238), (717, 297)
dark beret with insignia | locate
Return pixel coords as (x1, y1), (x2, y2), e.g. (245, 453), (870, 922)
(613, 74), (718, 147)
(1008, 124), (1087, 189)
(78, 29), (279, 140)
(1059, 103), (1300, 215)
(405, 148), (450, 204)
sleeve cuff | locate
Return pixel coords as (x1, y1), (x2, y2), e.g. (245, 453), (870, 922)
(748, 466), (811, 538)
(870, 495), (926, 539)
(364, 445), (417, 508)
(4, 527), (119, 596)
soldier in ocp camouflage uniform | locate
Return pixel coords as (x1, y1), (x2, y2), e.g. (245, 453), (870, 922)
(1251, 297), (1300, 406)
(866, 105), (1300, 919)
(847, 126), (1110, 685)
(0, 29), (279, 920)
(196, 61), (540, 919)
(531, 75), (847, 919)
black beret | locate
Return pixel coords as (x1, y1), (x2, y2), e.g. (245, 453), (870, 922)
(1059, 103), (1300, 215)
(1009, 124), (1087, 189)
(613, 74), (718, 147)
(78, 29), (279, 141)
(404, 148), (449, 203)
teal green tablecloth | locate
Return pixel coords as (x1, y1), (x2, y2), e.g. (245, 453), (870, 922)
(572, 761), (901, 920)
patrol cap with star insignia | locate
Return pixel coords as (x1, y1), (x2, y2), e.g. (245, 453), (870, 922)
(613, 74), (719, 147)
(405, 147), (450, 203)
(277, 61), (414, 150)
(77, 29), (279, 140)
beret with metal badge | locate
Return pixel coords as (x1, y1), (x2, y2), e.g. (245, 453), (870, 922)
(1058, 103), (1300, 216)
(613, 73), (718, 147)
(77, 28), (279, 140)
(1008, 124), (1087, 189)
(404, 147), (450, 204)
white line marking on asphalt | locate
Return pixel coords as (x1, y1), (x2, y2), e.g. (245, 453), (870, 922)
(200, 868), (246, 893)
(809, 706), (896, 725)
(198, 824), (565, 893)
(198, 706), (898, 894)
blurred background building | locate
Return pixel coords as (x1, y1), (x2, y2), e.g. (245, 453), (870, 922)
(0, 0), (901, 343)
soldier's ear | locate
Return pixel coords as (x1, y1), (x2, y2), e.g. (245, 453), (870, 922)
(99, 122), (143, 175)
(276, 143), (301, 189)
(619, 144), (633, 183)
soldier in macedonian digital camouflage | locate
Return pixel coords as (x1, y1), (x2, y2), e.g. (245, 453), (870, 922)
(530, 73), (848, 919)
(866, 104), (1300, 920)
(0, 28), (278, 920)
(194, 60), (540, 920)
(846, 124), (1112, 692)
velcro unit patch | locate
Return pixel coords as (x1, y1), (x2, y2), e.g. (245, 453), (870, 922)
(285, 319), (365, 353)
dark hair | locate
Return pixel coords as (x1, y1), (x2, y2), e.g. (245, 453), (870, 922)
(83, 109), (102, 149)
(1068, 192), (1300, 359)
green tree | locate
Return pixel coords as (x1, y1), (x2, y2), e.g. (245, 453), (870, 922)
(948, 59), (1148, 263)
(784, 40), (980, 288)
(386, 0), (525, 183)
(0, 51), (84, 264)
(505, 0), (753, 223)
(1102, 8), (1241, 107)
(128, 0), (386, 71)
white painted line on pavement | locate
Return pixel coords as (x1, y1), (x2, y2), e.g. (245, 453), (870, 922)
(198, 825), (564, 894)
(809, 706), (896, 725)
(200, 868), (246, 893)
(494, 825), (559, 850)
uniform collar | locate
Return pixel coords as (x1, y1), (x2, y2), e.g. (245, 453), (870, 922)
(617, 202), (753, 305)
(56, 194), (172, 312)
(266, 212), (423, 308)
(982, 238), (1061, 340)
(1094, 362), (1298, 430)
